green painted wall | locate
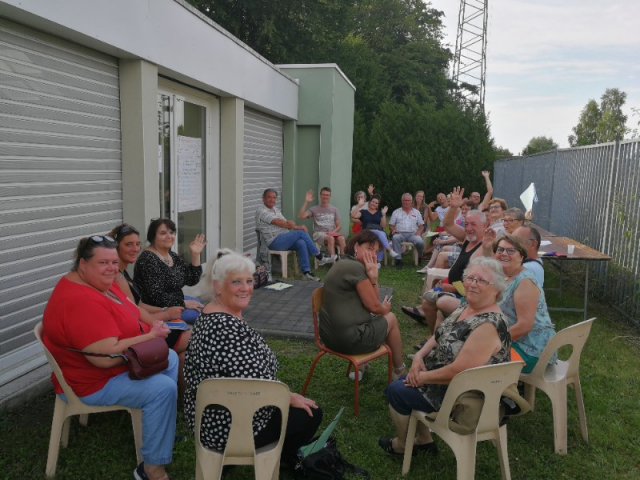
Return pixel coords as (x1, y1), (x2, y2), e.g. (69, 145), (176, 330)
(279, 65), (355, 235)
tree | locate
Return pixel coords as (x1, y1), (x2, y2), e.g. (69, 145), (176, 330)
(568, 88), (629, 146)
(521, 136), (558, 156)
(493, 145), (513, 159)
(596, 88), (628, 142)
(568, 100), (600, 146)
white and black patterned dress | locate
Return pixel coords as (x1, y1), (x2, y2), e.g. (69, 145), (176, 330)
(183, 311), (279, 450)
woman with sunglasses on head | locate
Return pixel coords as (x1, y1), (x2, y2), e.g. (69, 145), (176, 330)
(110, 224), (192, 392)
(134, 219), (207, 325)
(379, 257), (511, 456)
(42, 236), (178, 480)
(483, 231), (556, 373)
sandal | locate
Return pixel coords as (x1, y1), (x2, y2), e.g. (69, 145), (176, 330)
(401, 306), (427, 325)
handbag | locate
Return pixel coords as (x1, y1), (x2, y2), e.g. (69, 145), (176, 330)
(295, 435), (369, 480)
(253, 265), (270, 288)
(69, 336), (169, 380)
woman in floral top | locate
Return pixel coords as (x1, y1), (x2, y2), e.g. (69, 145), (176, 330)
(379, 257), (512, 456)
(183, 250), (322, 466)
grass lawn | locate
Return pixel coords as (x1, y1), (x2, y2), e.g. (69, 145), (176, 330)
(1, 263), (640, 479)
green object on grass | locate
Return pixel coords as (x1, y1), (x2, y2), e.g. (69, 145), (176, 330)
(299, 407), (344, 457)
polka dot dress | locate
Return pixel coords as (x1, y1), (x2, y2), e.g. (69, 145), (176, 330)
(183, 312), (279, 450)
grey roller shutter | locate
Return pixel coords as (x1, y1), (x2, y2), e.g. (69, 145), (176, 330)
(0, 19), (121, 393)
(242, 108), (283, 252)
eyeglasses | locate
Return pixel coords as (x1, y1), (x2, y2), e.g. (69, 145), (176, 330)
(489, 205), (502, 210)
(463, 275), (493, 286)
(496, 246), (517, 255)
(503, 218), (519, 223)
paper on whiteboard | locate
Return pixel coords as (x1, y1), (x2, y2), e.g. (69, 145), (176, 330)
(177, 135), (202, 213)
(520, 183), (536, 212)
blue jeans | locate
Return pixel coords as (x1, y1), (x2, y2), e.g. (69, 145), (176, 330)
(268, 230), (320, 273)
(384, 375), (436, 416)
(392, 232), (424, 259)
(368, 229), (390, 262)
(76, 349), (179, 465)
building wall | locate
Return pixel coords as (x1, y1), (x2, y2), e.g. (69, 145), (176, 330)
(278, 65), (355, 233)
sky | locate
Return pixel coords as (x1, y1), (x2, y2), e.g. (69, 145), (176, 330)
(429, 0), (640, 154)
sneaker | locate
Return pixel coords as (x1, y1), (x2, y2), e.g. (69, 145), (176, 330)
(134, 463), (149, 480)
(302, 272), (321, 282)
(348, 370), (364, 381)
(416, 265), (429, 274)
(317, 254), (337, 266)
(389, 250), (401, 260)
(395, 261), (403, 270)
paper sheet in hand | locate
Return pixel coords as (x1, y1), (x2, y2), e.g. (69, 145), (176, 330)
(424, 231), (439, 237)
(520, 183), (536, 212)
(299, 407), (344, 457)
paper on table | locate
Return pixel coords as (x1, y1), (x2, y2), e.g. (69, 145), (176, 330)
(520, 183), (536, 212)
(540, 240), (552, 246)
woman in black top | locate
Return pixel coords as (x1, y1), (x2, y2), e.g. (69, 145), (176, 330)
(133, 219), (206, 325)
(110, 223), (191, 390)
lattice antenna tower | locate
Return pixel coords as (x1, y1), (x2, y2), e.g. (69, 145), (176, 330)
(451, 0), (489, 109)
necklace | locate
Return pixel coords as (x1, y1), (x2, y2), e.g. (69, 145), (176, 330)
(152, 247), (171, 266)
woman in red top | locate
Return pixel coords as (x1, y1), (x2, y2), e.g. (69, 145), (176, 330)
(42, 236), (178, 480)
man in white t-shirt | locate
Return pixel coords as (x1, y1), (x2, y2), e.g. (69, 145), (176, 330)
(389, 193), (425, 269)
(513, 225), (544, 286)
(298, 187), (346, 257)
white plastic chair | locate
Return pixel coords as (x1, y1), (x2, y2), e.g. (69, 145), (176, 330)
(402, 362), (524, 480)
(398, 242), (420, 266)
(520, 317), (596, 455)
(268, 250), (298, 279)
(34, 322), (143, 478)
(195, 378), (291, 480)
(424, 267), (450, 291)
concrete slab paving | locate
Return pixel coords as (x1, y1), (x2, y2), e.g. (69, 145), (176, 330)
(244, 280), (393, 341)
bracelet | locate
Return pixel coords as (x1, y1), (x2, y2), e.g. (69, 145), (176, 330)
(161, 307), (167, 312)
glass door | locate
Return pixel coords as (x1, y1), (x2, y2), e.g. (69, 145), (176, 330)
(157, 84), (218, 263)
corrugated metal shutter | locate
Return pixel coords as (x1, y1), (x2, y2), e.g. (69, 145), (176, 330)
(242, 108), (283, 252)
(0, 19), (122, 390)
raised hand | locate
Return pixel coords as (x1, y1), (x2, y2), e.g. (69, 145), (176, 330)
(482, 170), (490, 178)
(305, 189), (315, 203)
(367, 184), (375, 196)
(381, 205), (388, 215)
(189, 234), (208, 255)
(449, 186), (464, 209)
(482, 227), (497, 250)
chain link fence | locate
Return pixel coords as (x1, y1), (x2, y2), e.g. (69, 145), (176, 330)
(494, 139), (640, 327)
